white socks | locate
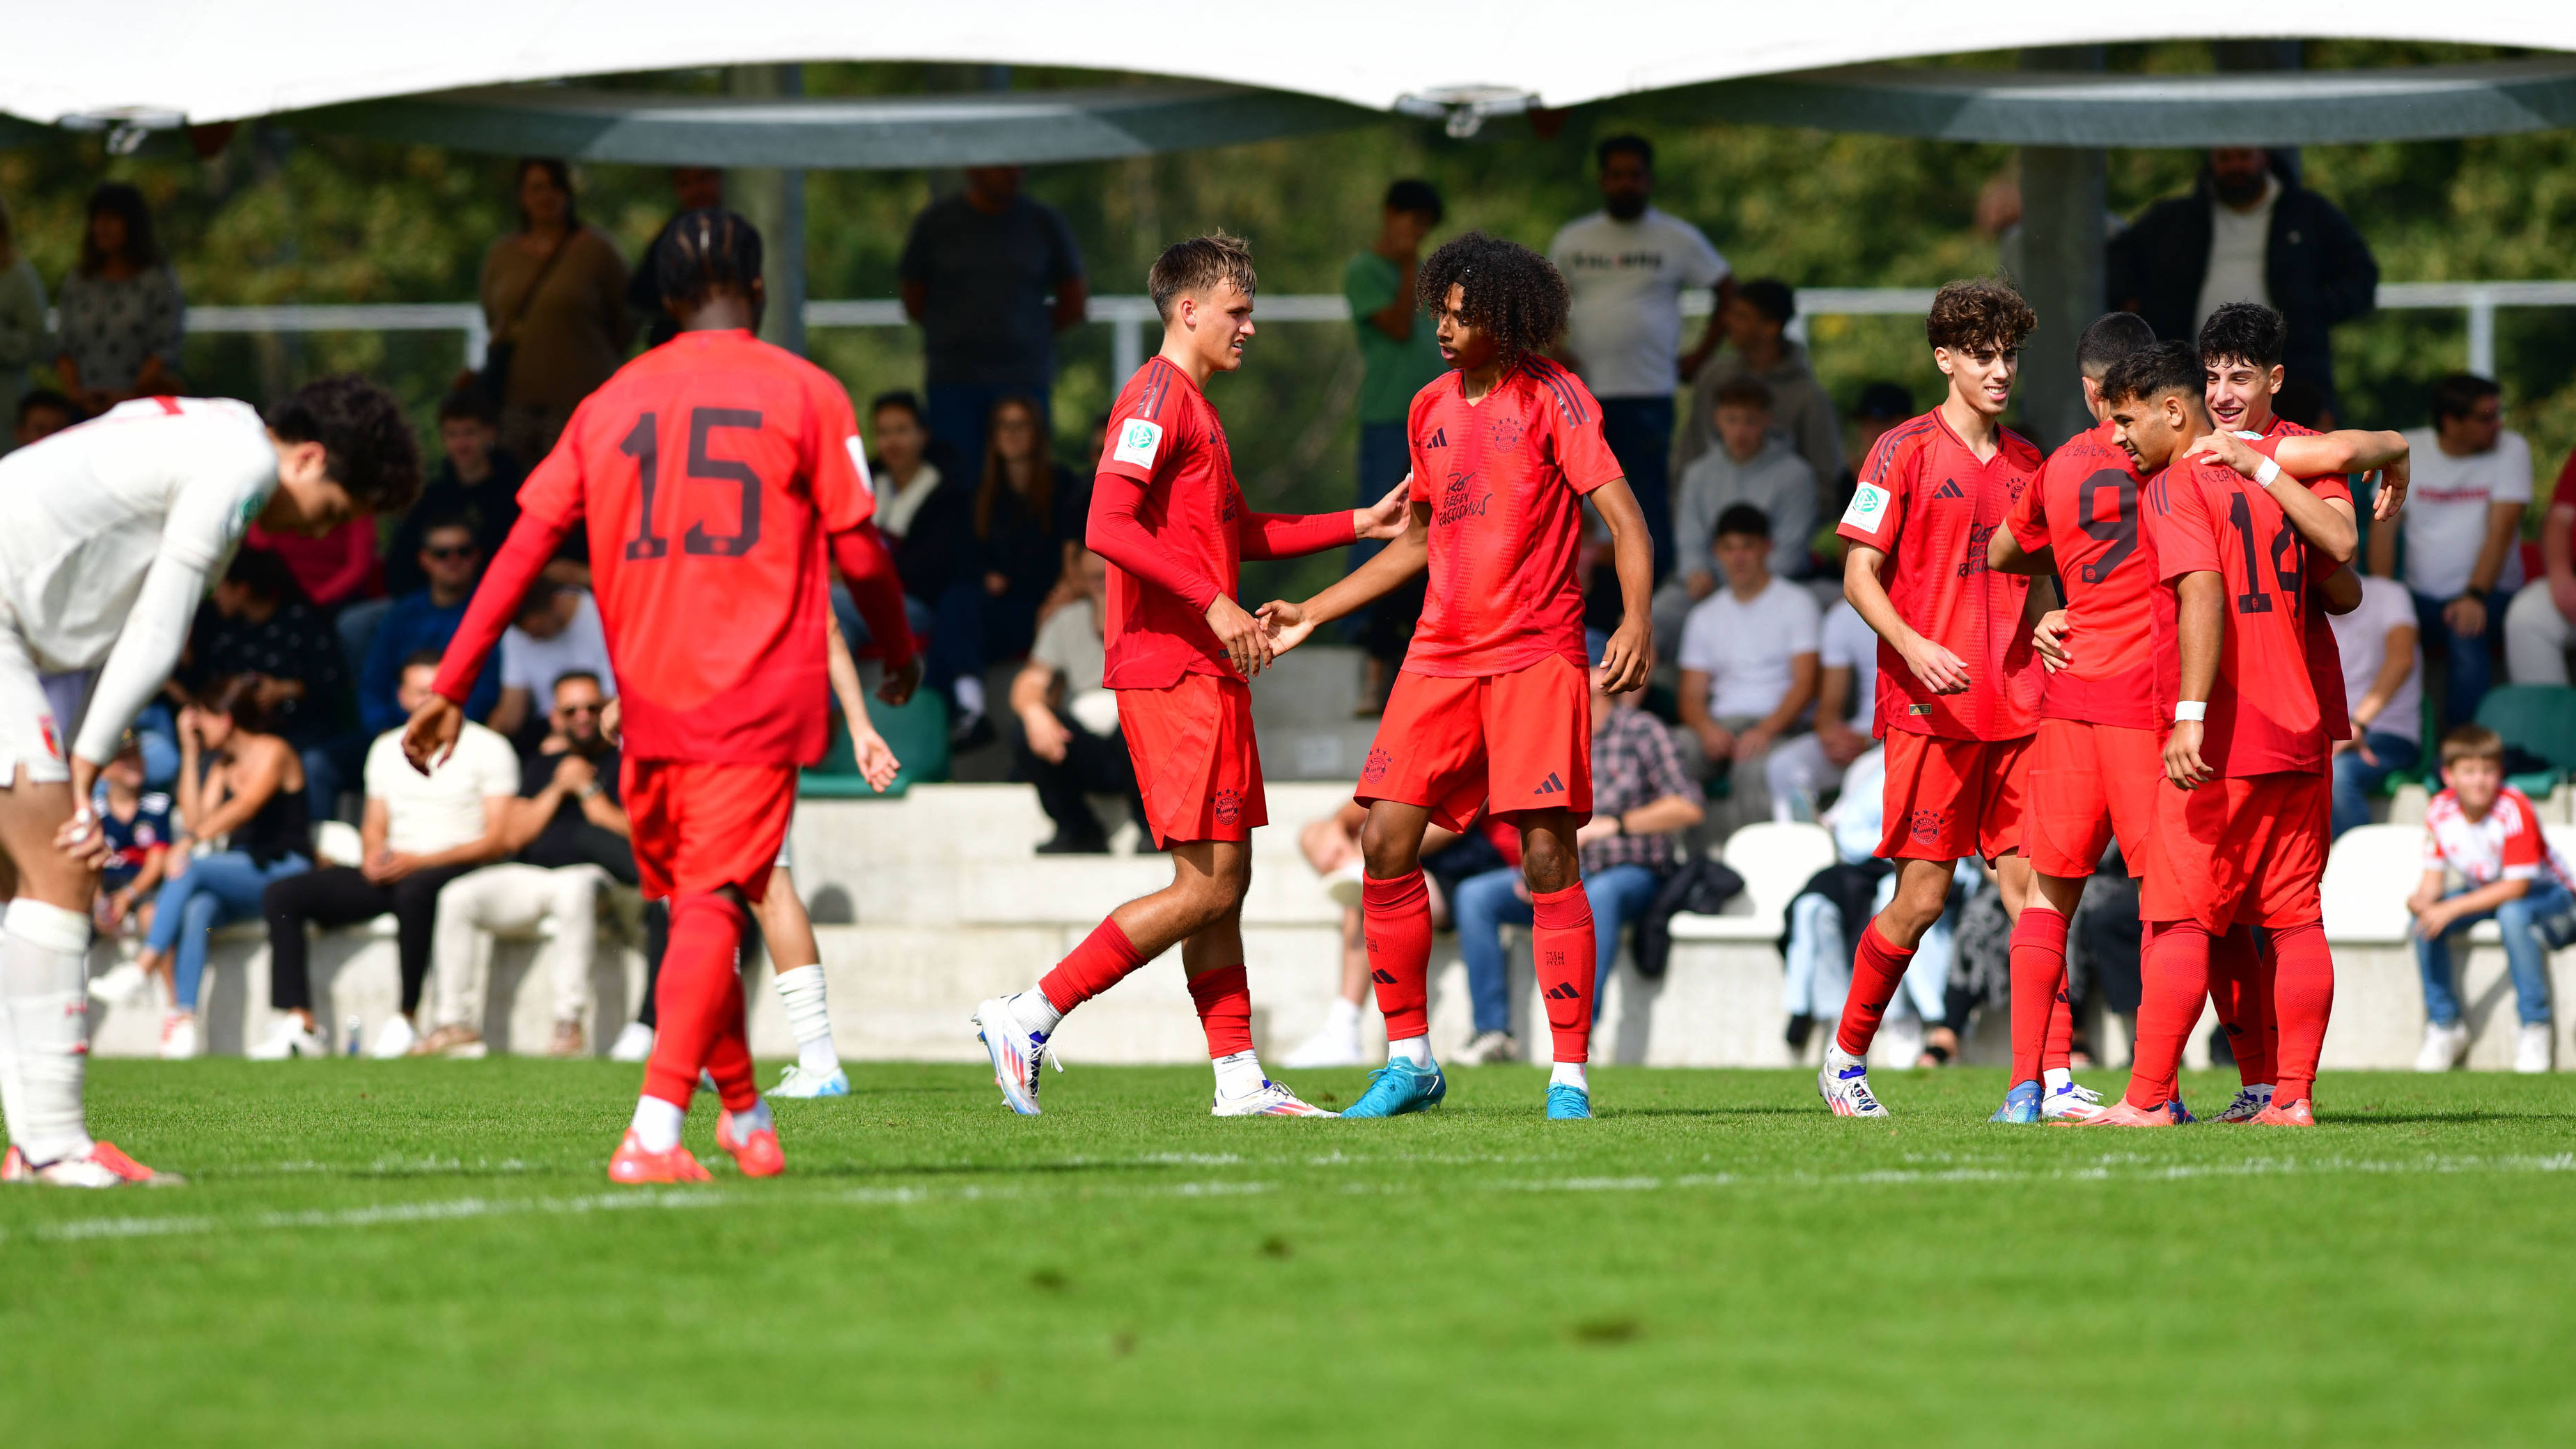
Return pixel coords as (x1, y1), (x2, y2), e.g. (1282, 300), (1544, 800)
(1324, 996), (1361, 1035)
(3, 899), (93, 1165)
(1008, 987), (1064, 1036)
(2043, 1067), (2072, 1092)
(727, 1097), (774, 1137)
(630, 1096), (685, 1152)
(1212, 1049), (1265, 1098)
(771, 965), (842, 1076)
(953, 675), (987, 720)
(1550, 1061), (1589, 1092)
(1389, 1035), (1433, 1068)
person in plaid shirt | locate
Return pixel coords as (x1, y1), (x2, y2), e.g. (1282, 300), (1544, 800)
(1449, 637), (1705, 1063)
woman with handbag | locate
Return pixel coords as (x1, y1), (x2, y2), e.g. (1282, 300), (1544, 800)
(476, 159), (634, 462)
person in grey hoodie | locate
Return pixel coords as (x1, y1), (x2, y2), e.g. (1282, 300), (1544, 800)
(1652, 375), (1819, 658)
(1672, 279), (1843, 488)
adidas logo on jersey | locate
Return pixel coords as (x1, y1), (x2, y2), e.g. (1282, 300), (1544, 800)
(1535, 773), (1566, 796)
(1422, 427), (1449, 449)
(1934, 479), (1967, 500)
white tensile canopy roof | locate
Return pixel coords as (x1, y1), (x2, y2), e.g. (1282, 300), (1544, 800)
(10, 2), (2576, 127)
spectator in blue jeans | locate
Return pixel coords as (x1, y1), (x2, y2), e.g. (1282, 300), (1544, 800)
(130, 678), (313, 1059)
(1451, 653), (1703, 1062)
(2327, 573), (2423, 837)
(2407, 724), (2573, 1075)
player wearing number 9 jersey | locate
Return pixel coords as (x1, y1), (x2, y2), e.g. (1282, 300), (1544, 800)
(407, 210), (916, 1181)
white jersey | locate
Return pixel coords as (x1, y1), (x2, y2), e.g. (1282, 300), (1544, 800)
(0, 396), (276, 764)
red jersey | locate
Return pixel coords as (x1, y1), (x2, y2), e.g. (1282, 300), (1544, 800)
(1834, 409), (2045, 742)
(1402, 357), (1621, 676)
(2148, 447), (2329, 777)
(471, 330), (874, 765)
(1089, 357), (1352, 690)
(2006, 419), (2157, 729)
(2264, 415), (2356, 743)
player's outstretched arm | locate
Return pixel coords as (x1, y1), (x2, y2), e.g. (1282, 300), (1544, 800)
(1988, 525), (2054, 578)
(1256, 501), (1430, 658)
(2165, 572), (2223, 789)
(1590, 476), (1656, 693)
(2276, 429), (2412, 521)
(2185, 430), (2357, 564)
(822, 606), (900, 792)
(828, 522), (920, 704)
(1843, 544), (1970, 695)
(1238, 479), (1410, 562)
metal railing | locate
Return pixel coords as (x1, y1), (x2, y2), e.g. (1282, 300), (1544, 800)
(180, 282), (2576, 380)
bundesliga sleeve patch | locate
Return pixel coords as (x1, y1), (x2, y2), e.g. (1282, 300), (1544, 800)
(1841, 481), (1891, 534)
(1112, 419), (1164, 470)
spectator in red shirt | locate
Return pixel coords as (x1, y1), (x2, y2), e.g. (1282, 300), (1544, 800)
(2503, 444), (2576, 685)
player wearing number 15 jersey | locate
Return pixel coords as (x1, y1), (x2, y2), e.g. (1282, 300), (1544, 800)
(407, 211), (916, 1181)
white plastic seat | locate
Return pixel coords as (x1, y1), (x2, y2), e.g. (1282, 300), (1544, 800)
(1669, 821), (1836, 943)
(2322, 823), (2423, 943)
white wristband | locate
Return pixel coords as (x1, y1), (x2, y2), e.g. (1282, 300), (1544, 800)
(2253, 456), (2281, 490)
(2174, 700), (2207, 722)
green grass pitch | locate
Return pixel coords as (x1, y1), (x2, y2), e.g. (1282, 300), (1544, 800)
(5, 1060), (2573, 1446)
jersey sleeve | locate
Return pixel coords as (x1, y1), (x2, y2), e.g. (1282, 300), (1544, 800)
(2501, 794), (2544, 879)
(1099, 385), (1171, 488)
(1545, 373), (1623, 494)
(2006, 460), (2052, 554)
(2156, 470), (2225, 583)
(807, 372), (876, 534)
(514, 424), (591, 529)
(1407, 392), (1435, 503)
(1836, 429), (1913, 550)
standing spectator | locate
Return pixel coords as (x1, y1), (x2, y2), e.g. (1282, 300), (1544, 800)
(1676, 505), (1820, 835)
(182, 548), (350, 814)
(1549, 134), (1733, 580)
(1009, 548), (1146, 854)
(2504, 444), (2576, 685)
(1451, 650), (1704, 1060)
(2407, 724), (2573, 1075)
(132, 681), (312, 1060)
(1672, 279), (1843, 488)
(360, 517), (502, 737)
(255, 653), (520, 1060)
(0, 196), (51, 456)
(1654, 376), (1820, 656)
(2327, 573), (2423, 838)
(898, 166), (1086, 472)
(488, 583), (612, 741)
(2107, 148), (2376, 397)
(1345, 180), (1446, 706)
(478, 158), (633, 462)
(2368, 373), (2531, 731)
(52, 182), (184, 415)
(416, 670), (634, 1058)
(13, 389), (77, 447)
(627, 167), (725, 351)
(1763, 598), (1880, 822)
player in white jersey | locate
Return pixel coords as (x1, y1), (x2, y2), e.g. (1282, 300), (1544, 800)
(0, 378), (419, 1186)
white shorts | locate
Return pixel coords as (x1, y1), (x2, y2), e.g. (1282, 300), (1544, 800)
(0, 625), (78, 787)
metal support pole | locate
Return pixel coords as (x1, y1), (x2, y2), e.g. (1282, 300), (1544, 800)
(1113, 308), (1144, 383)
(2014, 47), (2107, 450)
(727, 65), (807, 355)
(2467, 288), (2498, 378)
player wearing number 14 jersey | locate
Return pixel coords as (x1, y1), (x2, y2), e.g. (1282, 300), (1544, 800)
(407, 211), (918, 1180)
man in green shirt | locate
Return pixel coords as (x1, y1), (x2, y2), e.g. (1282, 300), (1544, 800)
(1342, 179), (1446, 703)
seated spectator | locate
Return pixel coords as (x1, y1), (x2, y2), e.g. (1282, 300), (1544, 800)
(1763, 598), (1878, 821)
(416, 670), (633, 1059)
(946, 393), (1072, 743)
(489, 583), (612, 741)
(1672, 278), (1843, 490)
(389, 389), (530, 595)
(13, 387), (78, 448)
(86, 736), (173, 947)
(1283, 803), (1499, 1069)
(2504, 442), (2576, 685)
(255, 653), (520, 1060)
(1010, 549), (1144, 853)
(2371, 373), (2531, 731)
(2407, 724), (2575, 1075)
(870, 390), (953, 553)
(182, 547), (350, 811)
(361, 516), (503, 738)
(1676, 505), (1820, 833)
(1655, 377), (1819, 653)
(132, 680), (313, 1060)
(2327, 573), (2423, 838)
(1451, 651), (1704, 1064)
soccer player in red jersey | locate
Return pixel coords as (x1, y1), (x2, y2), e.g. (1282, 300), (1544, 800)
(2081, 342), (2361, 1126)
(969, 234), (1407, 1119)
(405, 212), (919, 1180)
(1260, 233), (1656, 1121)
(1817, 279), (2047, 1117)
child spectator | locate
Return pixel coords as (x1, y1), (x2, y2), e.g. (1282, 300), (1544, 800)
(87, 736), (173, 950)
(2407, 724), (2575, 1074)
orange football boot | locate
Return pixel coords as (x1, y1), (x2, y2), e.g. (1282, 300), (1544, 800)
(609, 1131), (712, 1184)
(2247, 1098), (2317, 1126)
(715, 1108), (785, 1178)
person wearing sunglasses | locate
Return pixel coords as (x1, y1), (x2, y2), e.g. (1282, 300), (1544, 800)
(357, 516), (501, 739)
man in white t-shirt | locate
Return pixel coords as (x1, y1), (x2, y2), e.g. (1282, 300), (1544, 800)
(1765, 598), (1879, 822)
(255, 653), (519, 1062)
(1676, 504), (1818, 834)
(489, 584), (614, 739)
(1548, 133), (1731, 583)
(2327, 574), (2423, 838)
(0, 378), (420, 1188)
(2368, 372), (2531, 731)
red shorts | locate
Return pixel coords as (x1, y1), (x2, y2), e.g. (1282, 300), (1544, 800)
(622, 759), (799, 903)
(1359, 657), (1591, 832)
(2022, 718), (2162, 879)
(1876, 729), (2031, 863)
(1118, 672), (1267, 847)
(2141, 770), (2327, 930)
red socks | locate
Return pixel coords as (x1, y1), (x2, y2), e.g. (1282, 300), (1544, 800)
(1039, 917), (1148, 1016)
(643, 893), (757, 1112)
(2208, 926), (2274, 1087)
(1530, 884), (1597, 1064)
(1185, 964), (1254, 1057)
(2042, 983), (2074, 1076)
(1362, 870), (1433, 1042)
(2268, 920), (2333, 1106)
(2127, 917), (2210, 1109)
(1834, 920), (1916, 1058)
(2008, 906), (2070, 1085)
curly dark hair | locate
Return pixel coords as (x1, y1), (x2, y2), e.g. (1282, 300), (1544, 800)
(1925, 277), (2036, 355)
(654, 208), (764, 311)
(1414, 231), (1568, 366)
(2197, 301), (2286, 370)
(2098, 340), (2205, 409)
(265, 375), (423, 515)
